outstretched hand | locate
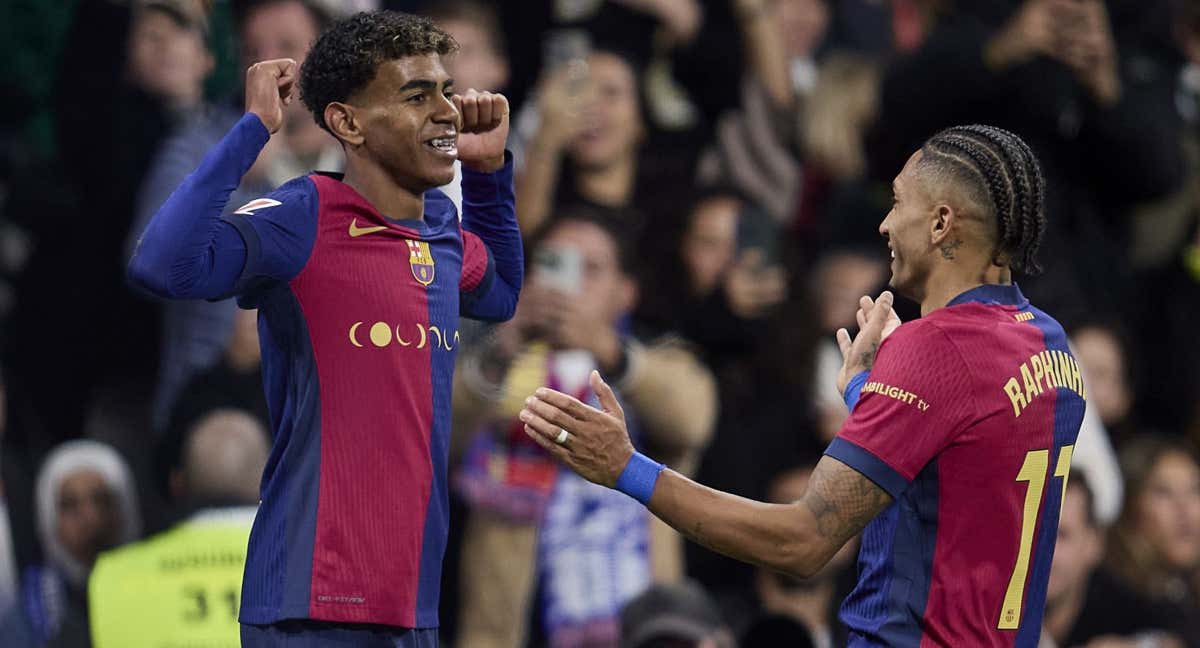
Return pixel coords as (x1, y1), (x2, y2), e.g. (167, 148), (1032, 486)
(835, 291), (898, 395)
(519, 370), (636, 487)
(245, 59), (297, 135)
(454, 89), (509, 173)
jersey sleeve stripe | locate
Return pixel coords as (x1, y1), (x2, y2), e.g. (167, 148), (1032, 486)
(825, 437), (910, 499)
(221, 215), (263, 278)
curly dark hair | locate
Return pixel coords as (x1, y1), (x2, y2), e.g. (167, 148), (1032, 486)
(299, 11), (458, 134)
(918, 125), (1047, 275)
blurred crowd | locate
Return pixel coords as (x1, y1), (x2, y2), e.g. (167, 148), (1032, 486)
(0, 0), (1199, 646)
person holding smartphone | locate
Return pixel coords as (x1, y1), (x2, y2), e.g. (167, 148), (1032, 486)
(450, 209), (716, 648)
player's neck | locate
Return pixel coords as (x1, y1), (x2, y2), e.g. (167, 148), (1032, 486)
(918, 261), (1012, 316)
(342, 156), (426, 221)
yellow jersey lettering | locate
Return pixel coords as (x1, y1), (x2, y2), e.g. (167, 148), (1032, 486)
(1021, 363), (1040, 403)
(1030, 354), (1045, 391)
(1002, 350), (1087, 417)
(1004, 377), (1027, 417)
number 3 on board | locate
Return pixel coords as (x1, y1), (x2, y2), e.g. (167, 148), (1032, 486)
(997, 444), (1074, 630)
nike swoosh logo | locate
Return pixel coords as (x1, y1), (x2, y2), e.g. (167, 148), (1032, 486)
(349, 218), (388, 238)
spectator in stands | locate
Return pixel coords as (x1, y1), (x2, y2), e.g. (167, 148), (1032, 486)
(744, 463), (853, 648)
(0, 440), (140, 647)
(1106, 436), (1200, 645)
(167, 307), (268, 440)
(619, 581), (736, 648)
(89, 409), (269, 648)
(809, 247), (888, 442)
(127, 0), (336, 432)
(869, 0), (1185, 321)
(697, 0), (833, 224)
(125, 1), (214, 115)
(452, 211), (716, 647)
(424, 0), (509, 95)
(653, 188), (788, 362)
(515, 49), (647, 234)
(1072, 324), (1134, 440)
(1042, 473), (1180, 647)
(8, 0), (216, 441)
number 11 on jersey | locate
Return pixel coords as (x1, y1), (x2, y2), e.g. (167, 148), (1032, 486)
(998, 444), (1074, 630)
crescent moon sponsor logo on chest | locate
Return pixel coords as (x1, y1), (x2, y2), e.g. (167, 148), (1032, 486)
(348, 321), (459, 351)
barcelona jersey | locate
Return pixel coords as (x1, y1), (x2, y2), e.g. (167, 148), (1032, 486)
(825, 284), (1085, 646)
(128, 114), (523, 630)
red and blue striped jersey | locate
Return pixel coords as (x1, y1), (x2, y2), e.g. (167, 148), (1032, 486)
(130, 113), (522, 630)
(825, 283), (1085, 647)
(222, 167), (517, 629)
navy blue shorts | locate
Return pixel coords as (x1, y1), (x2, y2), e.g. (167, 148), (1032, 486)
(240, 620), (438, 647)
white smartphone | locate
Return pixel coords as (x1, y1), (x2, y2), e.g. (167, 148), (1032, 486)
(533, 245), (584, 294)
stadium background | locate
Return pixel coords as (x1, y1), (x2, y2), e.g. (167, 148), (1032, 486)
(0, 0), (1198, 646)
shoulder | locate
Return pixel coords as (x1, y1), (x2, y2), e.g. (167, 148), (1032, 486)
(872, 317), (976, 387)
(230, 176), (317, 217)
(881, 318), (961, 356)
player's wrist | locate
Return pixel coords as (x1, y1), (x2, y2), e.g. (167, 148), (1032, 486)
(614, 451), (665, 505)
(462, 153), (506, 174)
(843, 370), (870, 412)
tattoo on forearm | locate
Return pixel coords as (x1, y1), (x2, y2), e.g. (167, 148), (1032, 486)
(802, 458), (893, 545)
(940, 238), (963, 260)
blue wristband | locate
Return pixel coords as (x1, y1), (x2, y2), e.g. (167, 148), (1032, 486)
(844, 371), (870, 412)
(615, 452), (665, 505)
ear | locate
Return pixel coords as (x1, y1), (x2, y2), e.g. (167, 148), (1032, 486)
(929, 203), (955, 246)
(325, 102), (364, 147)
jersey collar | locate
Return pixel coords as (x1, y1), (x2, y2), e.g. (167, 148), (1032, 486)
(946, 283), (1029, 308)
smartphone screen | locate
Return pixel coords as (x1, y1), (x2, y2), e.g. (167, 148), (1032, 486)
(533, 246), (584, 294)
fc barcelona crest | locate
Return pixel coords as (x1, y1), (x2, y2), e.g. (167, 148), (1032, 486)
(407, 239), (435, 286)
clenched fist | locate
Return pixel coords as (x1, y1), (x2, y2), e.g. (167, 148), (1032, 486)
(245, 58), (298, 135)
(453, 89), (509, 173)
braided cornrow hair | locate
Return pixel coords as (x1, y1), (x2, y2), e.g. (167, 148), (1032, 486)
(919, 125), (1046, 275)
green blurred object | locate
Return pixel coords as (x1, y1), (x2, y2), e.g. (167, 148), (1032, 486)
(204, 0), (241, 105)
(0, 0), (80, 158)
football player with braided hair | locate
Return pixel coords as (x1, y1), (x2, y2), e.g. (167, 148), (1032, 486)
(522, 125), (1084, 646)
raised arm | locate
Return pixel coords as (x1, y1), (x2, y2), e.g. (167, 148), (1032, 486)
(456, 91), (523, 321)
(127, 59), (297, 299)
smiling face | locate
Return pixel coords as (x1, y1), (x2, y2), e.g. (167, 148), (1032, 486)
(879, 150), (938, 301)
(337, 54), (461, 192)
